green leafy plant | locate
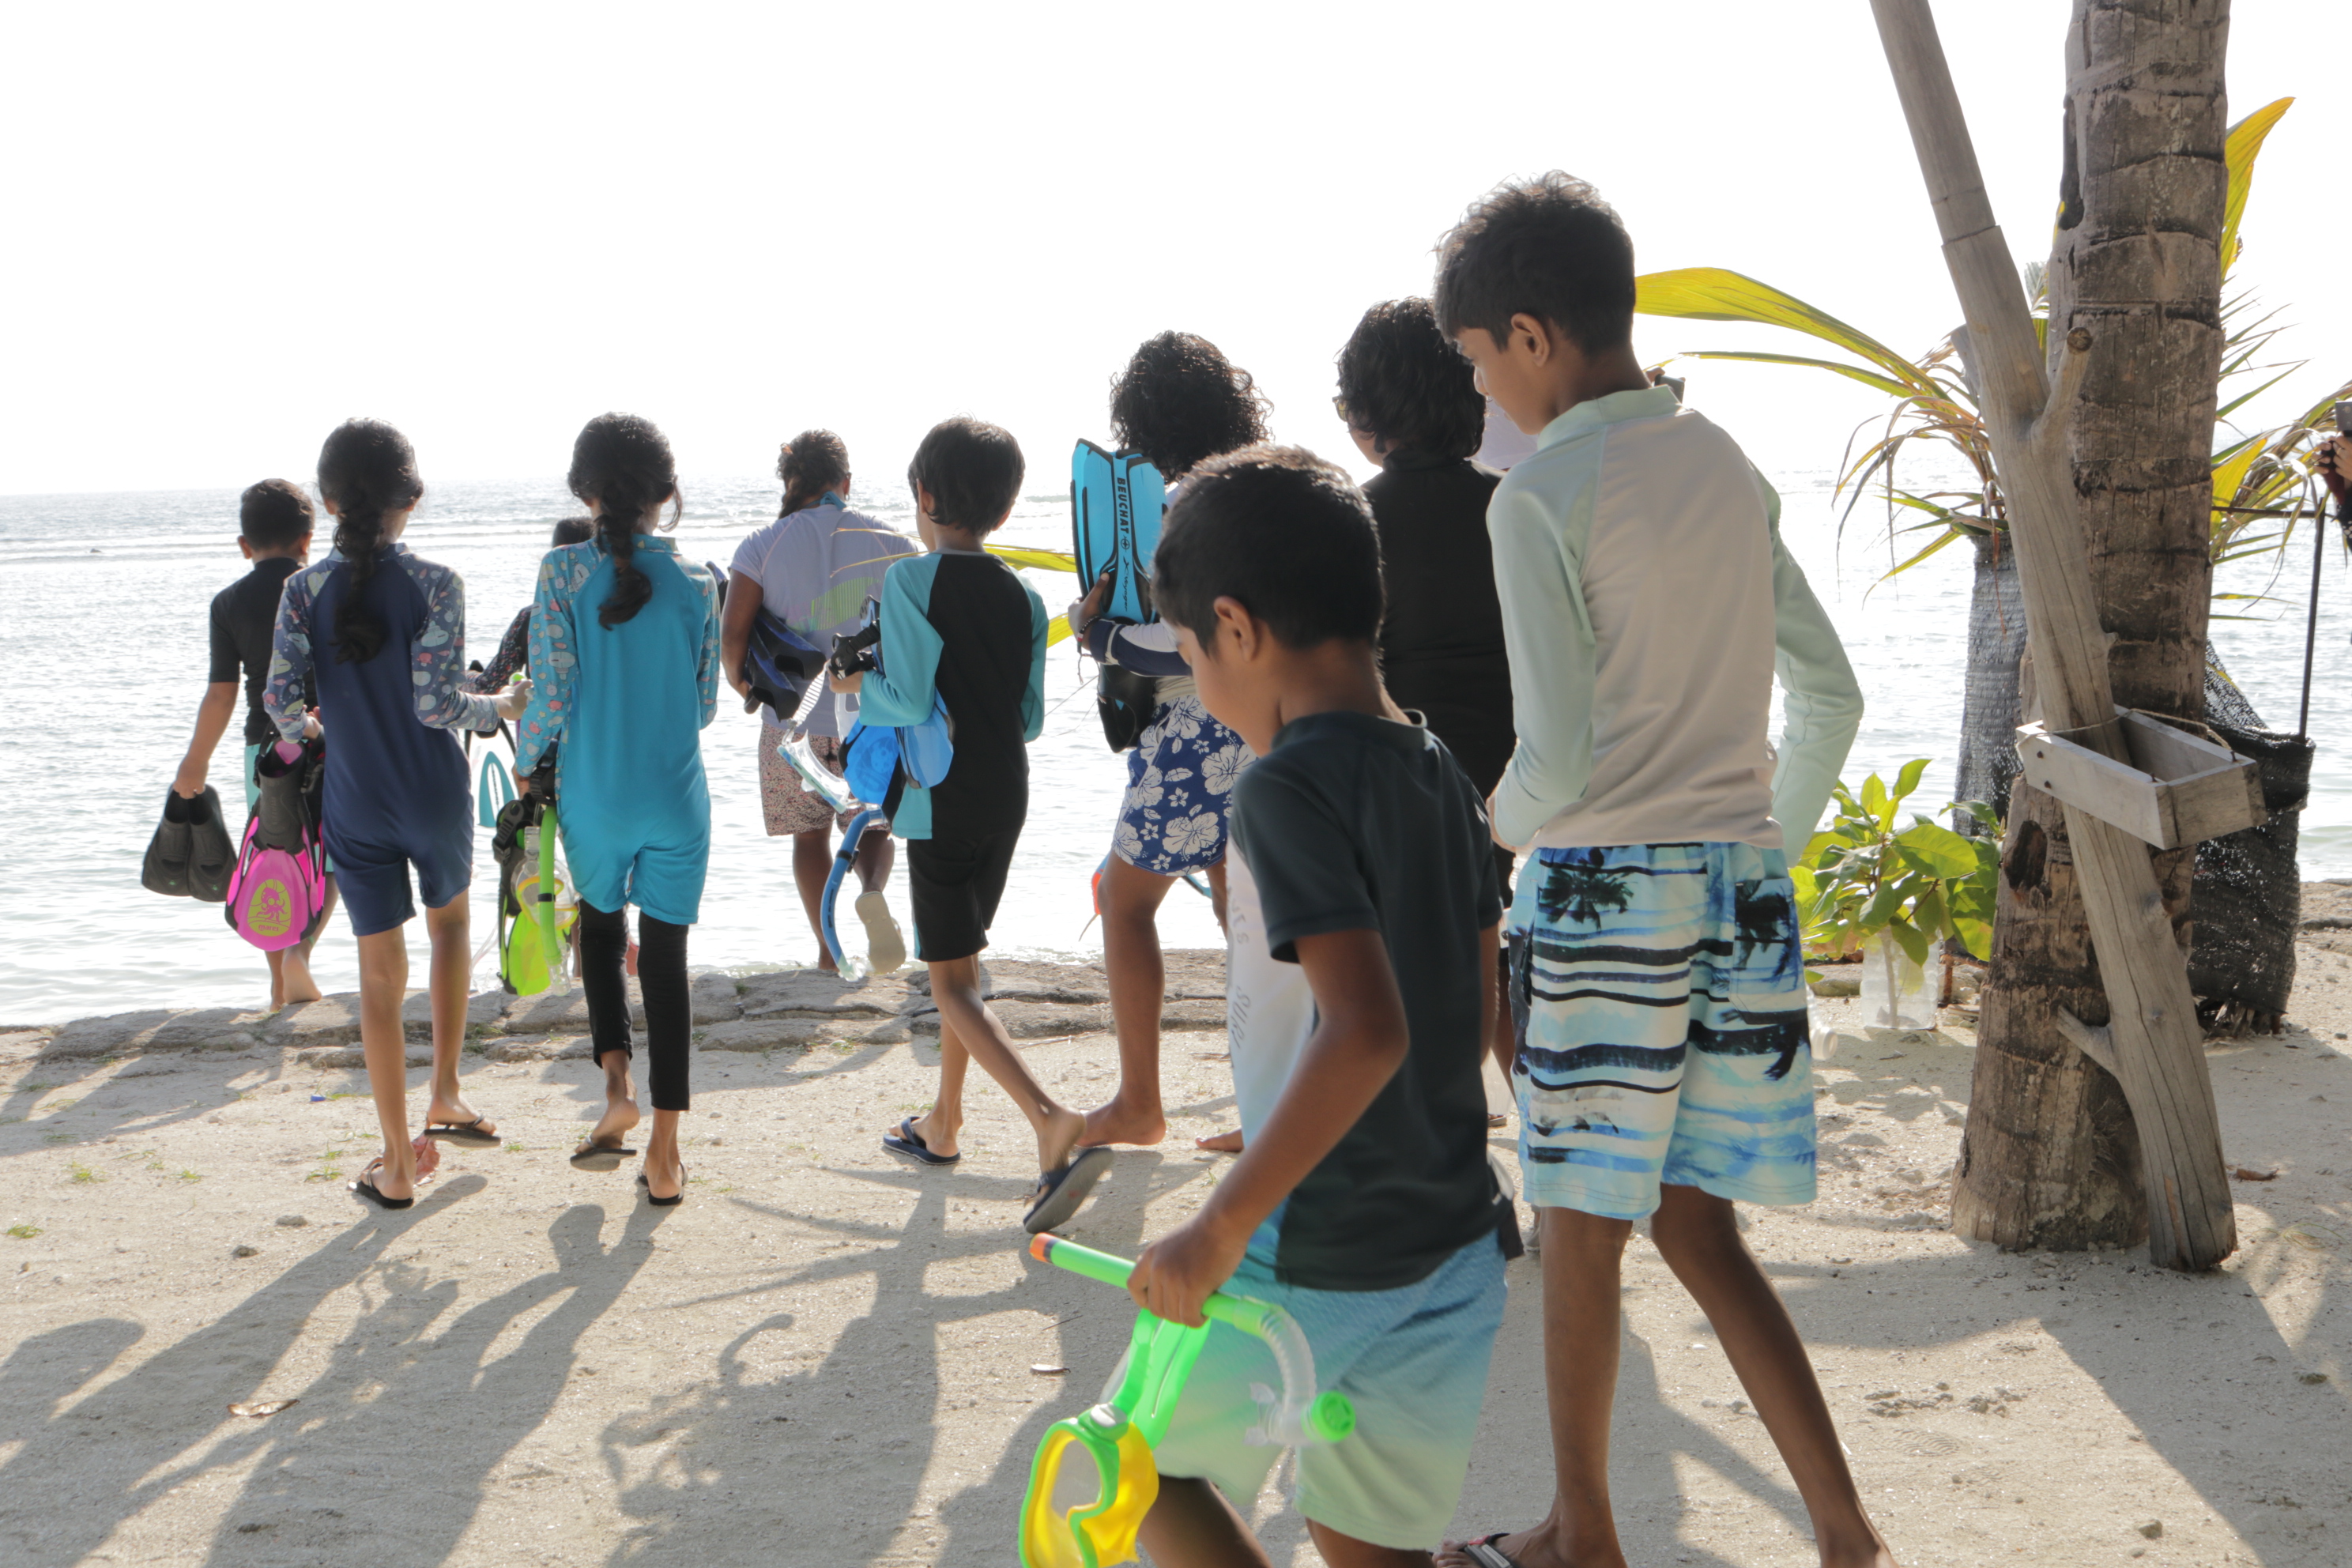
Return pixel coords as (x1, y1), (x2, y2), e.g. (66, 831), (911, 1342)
(6, 1223), (40, 1240)
(1792, 761), (2000, 966)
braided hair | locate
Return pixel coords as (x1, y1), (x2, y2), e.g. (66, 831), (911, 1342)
(776, 429), (850, 517)
(316, 418), (424, 664)
(567, 413), (680, 629)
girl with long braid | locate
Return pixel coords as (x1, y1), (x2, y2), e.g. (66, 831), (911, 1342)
(513, 413), (722, 1206)
(266, 418), (530, 1208)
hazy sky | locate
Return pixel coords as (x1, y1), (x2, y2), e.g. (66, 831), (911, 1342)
(2, 1), (2339, 496)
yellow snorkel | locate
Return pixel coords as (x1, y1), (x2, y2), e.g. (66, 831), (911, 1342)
(1020, 1235), (1356, 1568)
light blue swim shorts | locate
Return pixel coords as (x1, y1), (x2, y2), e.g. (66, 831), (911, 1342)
(1509, 841), (1816, 1220)
(1146, 1223), (1508, 1551)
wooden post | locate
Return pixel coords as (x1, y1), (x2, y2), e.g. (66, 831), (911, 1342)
(1870, 0), (2236, 1270)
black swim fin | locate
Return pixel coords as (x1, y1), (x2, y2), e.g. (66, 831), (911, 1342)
(142, 790), (198, 897)
(187, 787), (234, 903)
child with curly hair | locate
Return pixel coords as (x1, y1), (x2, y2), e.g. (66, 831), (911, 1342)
(1069, 330), (1271, 1152)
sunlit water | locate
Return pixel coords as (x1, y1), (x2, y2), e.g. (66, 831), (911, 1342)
(3, 458), (2343, 1023)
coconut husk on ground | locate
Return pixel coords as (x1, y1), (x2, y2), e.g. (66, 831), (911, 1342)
(0, 941), (2346, 1566)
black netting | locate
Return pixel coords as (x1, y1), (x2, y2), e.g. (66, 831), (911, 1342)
(2187, 654), (2312, 1030)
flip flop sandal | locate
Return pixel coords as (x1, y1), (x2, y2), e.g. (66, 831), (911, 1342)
(882, 1116), (960, 1167)
(350, 1159), (415, 1211)
(425, 1114), (501, 1145)
(636, 1162), (686, 1207)
(1022, 1146), (1115, 1235)
(1457, 1532), (1528, 1567)
(569, 1138), (639, 1172)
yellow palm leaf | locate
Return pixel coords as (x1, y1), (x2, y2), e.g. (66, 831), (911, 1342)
(1046, 613), (1072, 647)
(1679, 350), (1917, 401)
(1634, 268), (1935, 397)
(2221, 98), (2293, 277)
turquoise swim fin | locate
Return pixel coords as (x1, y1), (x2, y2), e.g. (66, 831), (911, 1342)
(1070, 440), (1167, 626)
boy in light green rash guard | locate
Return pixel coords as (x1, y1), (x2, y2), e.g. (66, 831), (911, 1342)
(1434, 173), (1888, 1568)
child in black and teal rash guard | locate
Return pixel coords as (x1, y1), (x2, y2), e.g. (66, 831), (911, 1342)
(833, 417), (1110, 1234)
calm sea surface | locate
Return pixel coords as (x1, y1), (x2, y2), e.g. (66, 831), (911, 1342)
(3, 458), (2344, 1023)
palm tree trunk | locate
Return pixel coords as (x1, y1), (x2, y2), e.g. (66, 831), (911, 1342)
(1951, 0), (2229, 1251)
(1953, 529), (2027, 831)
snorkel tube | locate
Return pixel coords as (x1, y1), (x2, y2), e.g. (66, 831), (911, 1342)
(822, 807), (887, 981)
(1018, 1235), (1354, 1568)
(536, 806), (563, 988)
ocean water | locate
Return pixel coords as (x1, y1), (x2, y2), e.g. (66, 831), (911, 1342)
(2, 463), (2344, 1023)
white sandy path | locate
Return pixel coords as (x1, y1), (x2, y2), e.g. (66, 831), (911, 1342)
(0, 952), (2347, 1566)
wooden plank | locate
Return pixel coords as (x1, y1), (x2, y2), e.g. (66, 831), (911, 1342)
(2015, 724), (2168, 845)
(1872, 0), (2235, 1271)
(2162, 765), (2267, 846)
(2117, 709), (2237, 779)
(2118, 711), (2267, 842)
(2017, 714), (2266, 850)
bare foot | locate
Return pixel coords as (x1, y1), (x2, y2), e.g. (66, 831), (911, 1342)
(280, 963), (323, 1007)
(1195, 1129), (1244, 1153)
(898, 1107), (960, 1160)
(586, 1097), (641, 1151)
(1038, 1104), (1090, 1171)
(1080, 1097), (1166, 1148)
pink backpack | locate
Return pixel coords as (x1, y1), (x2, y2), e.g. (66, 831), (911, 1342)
(225, 741), (330, 952)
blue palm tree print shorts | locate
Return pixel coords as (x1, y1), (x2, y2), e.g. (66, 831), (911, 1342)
(1508, 842), (1815, 1220)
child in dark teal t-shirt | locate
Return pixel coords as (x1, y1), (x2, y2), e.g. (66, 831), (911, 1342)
(1120, 446), (1513, 1562)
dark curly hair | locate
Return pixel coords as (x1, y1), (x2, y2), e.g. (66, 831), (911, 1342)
(776, 429), (850, 517)
(1154, 446), (1383, 651)
(239, 477), (315, 551)
(567, 413), (680, 629)
(1433, 172), (1636, 354)
(316, 419), (424, 665)
(1108, 332), (1271, 481)
(1335, 298), (1485, 460)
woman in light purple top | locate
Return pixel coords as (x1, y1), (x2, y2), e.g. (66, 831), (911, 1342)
(720, 430), (918, 972)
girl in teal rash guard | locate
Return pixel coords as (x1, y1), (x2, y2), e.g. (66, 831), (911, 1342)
(512, 413), (722, 1205)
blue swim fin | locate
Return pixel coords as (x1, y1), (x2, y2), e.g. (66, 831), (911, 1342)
(1070, 440), (1167, 625)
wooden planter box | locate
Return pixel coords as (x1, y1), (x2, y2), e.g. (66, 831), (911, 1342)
(2014, 709), (2266, 851)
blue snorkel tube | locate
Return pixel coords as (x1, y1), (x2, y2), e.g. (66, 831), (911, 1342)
(823, 807), (888, 980)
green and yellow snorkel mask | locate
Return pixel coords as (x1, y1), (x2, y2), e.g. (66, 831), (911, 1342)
(1019, 1235), (1355, 1568)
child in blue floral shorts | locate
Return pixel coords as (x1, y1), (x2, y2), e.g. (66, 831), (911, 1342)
(1072, 330), (1273, 1152)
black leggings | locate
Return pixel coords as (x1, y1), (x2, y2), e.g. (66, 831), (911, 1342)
(579, 900), (692, 1112)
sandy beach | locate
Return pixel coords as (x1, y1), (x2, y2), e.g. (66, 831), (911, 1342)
(2, 935), (2346, 1568)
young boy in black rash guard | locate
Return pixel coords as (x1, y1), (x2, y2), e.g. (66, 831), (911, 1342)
(172, 478), (339, 1008)
(833, 416), (1113, 1234)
